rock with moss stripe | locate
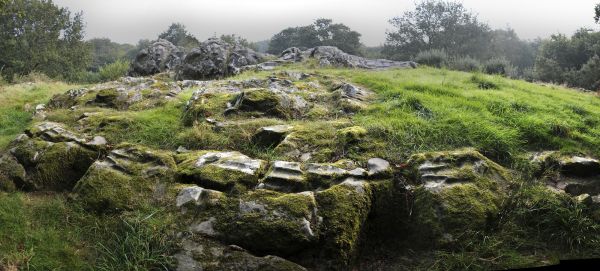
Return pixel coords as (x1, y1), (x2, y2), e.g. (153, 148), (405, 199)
(176, 151), (266, 192)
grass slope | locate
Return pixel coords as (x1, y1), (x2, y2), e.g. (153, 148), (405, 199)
(0, 81), (80, 148)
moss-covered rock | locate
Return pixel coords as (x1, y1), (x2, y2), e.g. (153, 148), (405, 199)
(182, 92), (234, 126)
(7, 135), (98, 191)
(336, 126), (367, 145)
(178, 187), (319, 257)
(0, 154), (25, 191)
(404, 149), (511, 248)
(47, 88), (89, 109)
(252, 125), (294, 148)
(176, 151), (266, 192)
(26, 142), (97, 191)
(315, 179), (372, 268)
(74, 143), (176, 212)
(261, 161), (308, 192)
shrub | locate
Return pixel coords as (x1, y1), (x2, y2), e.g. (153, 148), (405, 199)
(449, 56), (481, 72)
(99, 60), (130, 82)
(570, 55), (600, 91)
(484, 57), (516, 77)
(70, 70), (102, 84)
(414, 49), (448, 68)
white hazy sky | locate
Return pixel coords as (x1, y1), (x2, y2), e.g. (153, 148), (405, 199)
(54, 0), (600, 46)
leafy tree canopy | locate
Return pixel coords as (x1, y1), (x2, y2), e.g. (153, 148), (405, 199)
(158, 23), (199, 49)
(88, 38), (135, 72)
(382, 0), (491, 60)
(267, 18), (362, 55)
(0, 0), (91, 81)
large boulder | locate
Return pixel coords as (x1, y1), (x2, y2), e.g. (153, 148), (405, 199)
(129, 39), (184, 76)
(177, 38), (264, 80)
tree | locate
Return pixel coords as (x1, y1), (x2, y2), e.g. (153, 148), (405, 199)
(0, 0), (91, 81)
(88, 38), (135, 72)
(158, 23), (199, 49)
(267, 19), (363, 55)
(489, 28), (537, 69)
(595, 3), (600, 23)
(533, 29), (600, 89)
(220, 34), (257, 50)
(268, 26), (319, 54)
(382, 0), (491, 60)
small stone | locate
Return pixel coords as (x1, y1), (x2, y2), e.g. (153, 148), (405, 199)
(252, 125), (293, 148)
(191, 217), (218, 236)
(368, 158), (391, 177)
(177, 186), (204, 207)
(300, 152), (312, 162)
(575, 194), (593, 205)
(86, 136), (107, 147)
(176, 146), (190, 153)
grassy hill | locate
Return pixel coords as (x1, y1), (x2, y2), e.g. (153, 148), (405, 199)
(0, 66), (599, 270)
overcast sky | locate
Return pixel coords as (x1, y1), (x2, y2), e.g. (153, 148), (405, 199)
(54, 0), (600, 46)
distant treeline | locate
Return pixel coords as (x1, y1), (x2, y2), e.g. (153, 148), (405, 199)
(2, 0), (600, 91)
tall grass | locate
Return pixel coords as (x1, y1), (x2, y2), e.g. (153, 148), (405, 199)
(0, 81), (80, 149)
(94, 212), (175, 271)
(333, 67), (600, 165)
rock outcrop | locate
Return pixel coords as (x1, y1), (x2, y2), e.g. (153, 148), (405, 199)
(129, 39), (185, 76)
(278, 46), (418, 70)
(177, 38), (264, 80)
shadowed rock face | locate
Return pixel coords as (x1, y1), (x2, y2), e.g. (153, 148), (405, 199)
(129, 39), (184, 76)
(532, 151), (600, 200)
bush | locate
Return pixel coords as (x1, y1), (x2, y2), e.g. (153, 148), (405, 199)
(414, 49), (448, 68)
(484, 57), (516, 77)
(449, 56), (481, 72)
(99, 60), (129, 82)
(70, 70), (102, 84)
(571, 55), (600, 91)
